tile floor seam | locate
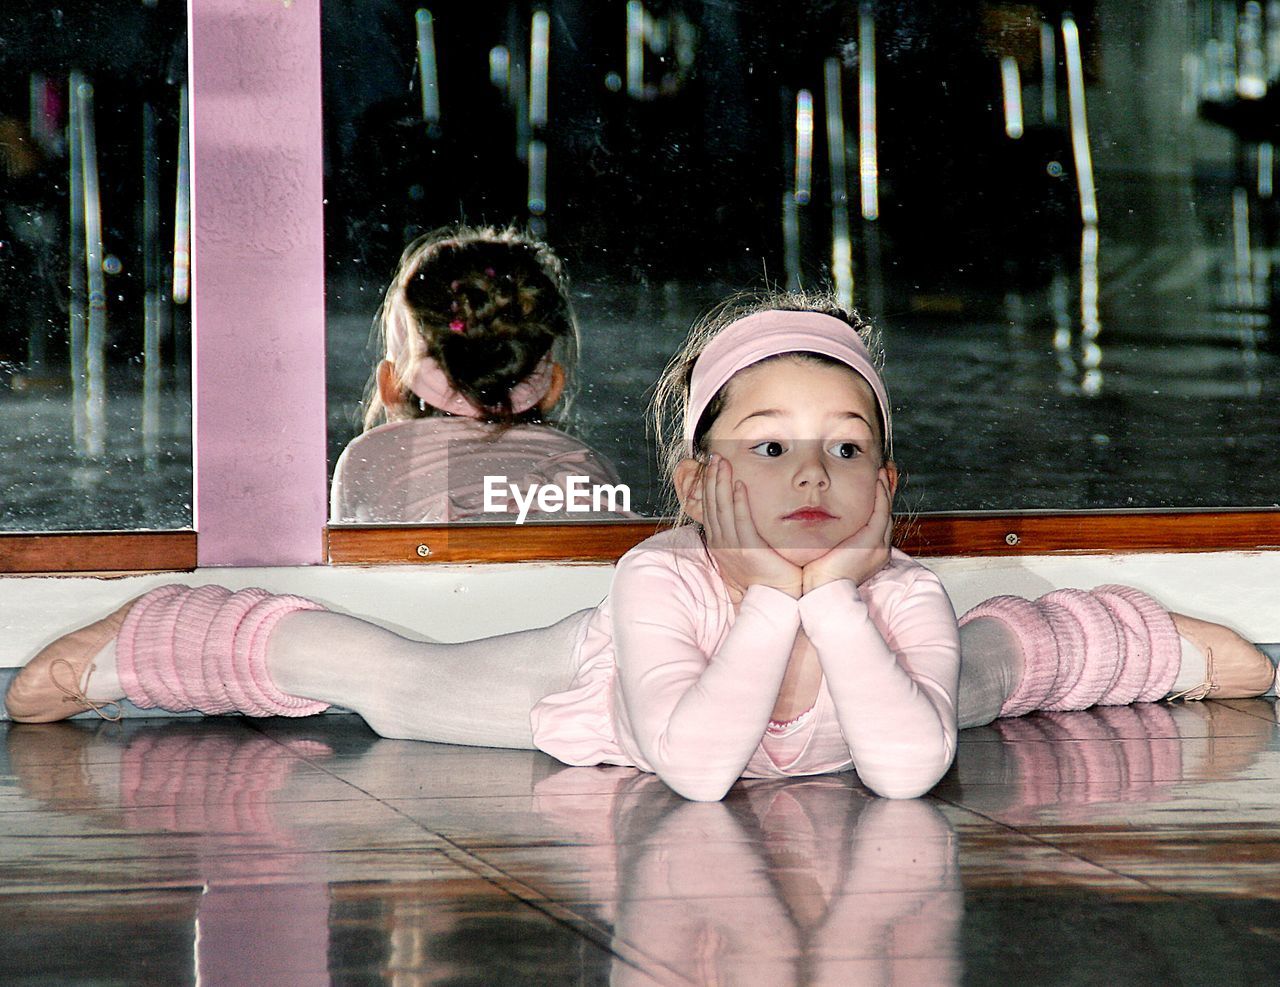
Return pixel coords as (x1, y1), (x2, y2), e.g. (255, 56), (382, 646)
(929, 793), (1193, 896)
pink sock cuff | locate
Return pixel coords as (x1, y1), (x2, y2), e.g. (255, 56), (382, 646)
(959, 595), (1059, 717)
(1035, 599), (1085, 709)
(1091, 589), (1151, 706)
(1036, 589), (1122, 710)
(232, 595), (329, 717)
(1093, 584), (1180, 701)
(117, 585), (188, 709)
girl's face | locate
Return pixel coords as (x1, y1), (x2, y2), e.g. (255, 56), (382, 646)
(687, 356), (896, 566)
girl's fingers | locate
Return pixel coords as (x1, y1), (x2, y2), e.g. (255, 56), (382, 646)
(715, 459), (741, 546)
(702, 456), (723, 544)
(872, 479), (893, 570)
(703, 455), (741, 551)
(731, 480), (764, 549)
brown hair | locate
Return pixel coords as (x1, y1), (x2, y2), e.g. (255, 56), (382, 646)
(363, 225), (579, 430)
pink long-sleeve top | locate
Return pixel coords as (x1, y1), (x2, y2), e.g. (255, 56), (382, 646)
(530, 526), (962, 801)
(330, 416), (630, 523)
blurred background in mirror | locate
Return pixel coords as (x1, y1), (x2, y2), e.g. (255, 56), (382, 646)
(0, 0), (190, 531)
(314, 2), (1277, 517)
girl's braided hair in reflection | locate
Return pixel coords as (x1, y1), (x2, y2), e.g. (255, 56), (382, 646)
(364, 225), (579, 430)
(650, 287), (889, 525)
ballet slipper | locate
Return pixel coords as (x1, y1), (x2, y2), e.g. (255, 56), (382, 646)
(3, 599), (140, 723)
(1167, 613), (1277, 700)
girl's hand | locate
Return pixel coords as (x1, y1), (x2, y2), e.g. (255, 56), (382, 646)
(702, 455), (803, 600)
(802, 472), (894, 595)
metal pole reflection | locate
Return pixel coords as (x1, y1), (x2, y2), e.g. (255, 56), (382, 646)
(794, 89), (813, 205)
(529, 9), (549, 128)
(1061, 14), (1097, 226)
(77, 76), (107, 457)
(1000, 56), (1024, 139)
(824, 59), (853, 310)
(173, 85), (190, 307)
(143, 102), (163, 461)
(1062, 14), (1101, 395)
(781, 89), (802, 291)
(858, 6), (879, 221)
(68, 71), (87, 452)
(1238, 1), (1266, 98)
(414, 9), (441, 125)
(489, 45), (510, 94)
(1232, 187), (1255, 313)
(527, 140), (547, 220)
(1040, 21), (1057, 124)
(527, 9), (549, 229)
(1050, 270), (1076, 393)
(1079, 225), (1102, 395)
(626, 1), (645, 99)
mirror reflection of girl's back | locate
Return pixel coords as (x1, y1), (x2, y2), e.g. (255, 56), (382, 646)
(330, 227), (629, 523)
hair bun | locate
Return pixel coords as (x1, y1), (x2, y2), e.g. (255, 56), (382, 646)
(372, 225), (578, 428)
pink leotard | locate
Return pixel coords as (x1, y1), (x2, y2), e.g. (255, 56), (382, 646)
(530, 526), (961, 800)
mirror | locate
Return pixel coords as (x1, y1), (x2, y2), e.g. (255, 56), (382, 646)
(0, 0), (191, 532)
(324, 1), (1280, 524)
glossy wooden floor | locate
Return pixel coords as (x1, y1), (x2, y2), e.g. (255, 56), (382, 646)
(2, 700), (1277, 984)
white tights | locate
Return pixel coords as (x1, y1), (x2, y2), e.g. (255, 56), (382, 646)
(265, 608), (591, 748)
(266, 609), (1206, 742)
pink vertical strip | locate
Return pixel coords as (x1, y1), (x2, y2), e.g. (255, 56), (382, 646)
(189, 0), (328, 565)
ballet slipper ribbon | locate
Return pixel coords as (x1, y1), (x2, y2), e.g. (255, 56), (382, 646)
(50, 658), (123, 722)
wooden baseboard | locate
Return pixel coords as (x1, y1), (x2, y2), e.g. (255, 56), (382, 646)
(0, 532), (198, 574)
(6, 512), (1277, 574)
(326, 510), (1280, 565)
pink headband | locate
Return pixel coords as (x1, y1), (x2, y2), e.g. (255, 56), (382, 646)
(683, 310), (892, 456)
(386, 309), (555, 418)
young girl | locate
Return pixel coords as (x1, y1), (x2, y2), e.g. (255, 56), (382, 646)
(330, 226), (627, 522)
(7, 294), (1276, 801)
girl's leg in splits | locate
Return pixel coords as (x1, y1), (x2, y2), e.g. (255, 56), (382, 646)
(4, 583), (590, 745)
(955, 586), (1277, 729)
(265, 608), (589, 747)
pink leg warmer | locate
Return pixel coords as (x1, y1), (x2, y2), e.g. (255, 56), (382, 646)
(961, 584), (1182, 720)
(1089, 589), (1151, 705)
(1092, 584), (1181, 702)
(1036, 589), (1123, 710)
(1033, 598), (1086, 709)
(958, 596), (1060, 717)
(117, 585), (329, 717)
